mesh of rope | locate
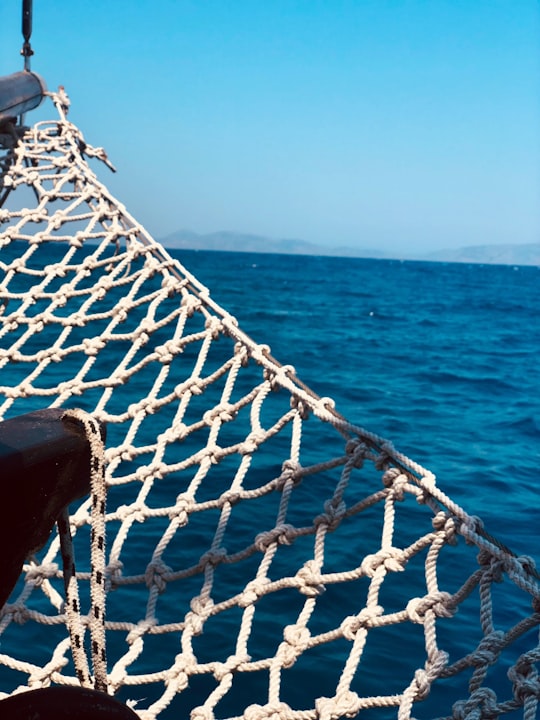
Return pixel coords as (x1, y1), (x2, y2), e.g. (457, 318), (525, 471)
(0, 91), (539, 720)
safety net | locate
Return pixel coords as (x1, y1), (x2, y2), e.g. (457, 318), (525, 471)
(0, 91), (538, 720)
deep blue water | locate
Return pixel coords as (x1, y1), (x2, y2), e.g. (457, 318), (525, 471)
(174, 250), (540, 553)
(1, 246), (539, 718)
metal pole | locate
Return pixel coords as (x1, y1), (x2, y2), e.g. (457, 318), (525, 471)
(21, 0), (34, 71)
(0, 71), (46, 121)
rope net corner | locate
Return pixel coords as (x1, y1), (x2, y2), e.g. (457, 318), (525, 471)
(0, 91), (538, 720)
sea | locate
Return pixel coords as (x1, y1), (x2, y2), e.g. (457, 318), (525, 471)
(174, 250), (540, 552)
(163, 250), (539, 718)
(1, 247), (539, 718)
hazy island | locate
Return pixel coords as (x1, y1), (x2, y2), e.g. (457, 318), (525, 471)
(158, 230), (540, 267)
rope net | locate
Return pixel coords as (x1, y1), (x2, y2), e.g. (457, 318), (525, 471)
(0, 92), (538, 720)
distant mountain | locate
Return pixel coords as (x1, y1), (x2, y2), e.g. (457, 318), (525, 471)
(158, 230), (540, 266)
(423, 243), (540, 266)
(159, 230), (389, 259)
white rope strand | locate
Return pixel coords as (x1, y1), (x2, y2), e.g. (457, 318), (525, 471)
(61, 408), (108, 693)
(57, 507), (92, 688)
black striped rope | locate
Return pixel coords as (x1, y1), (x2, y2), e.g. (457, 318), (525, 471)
(59, 409), (108, 693)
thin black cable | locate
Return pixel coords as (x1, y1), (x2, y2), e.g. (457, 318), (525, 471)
(21, 0), (34, 70)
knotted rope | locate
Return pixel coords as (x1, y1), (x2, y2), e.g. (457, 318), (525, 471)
(0, 90), (538, 719)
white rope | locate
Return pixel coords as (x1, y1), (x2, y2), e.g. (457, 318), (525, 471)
(0, 91), (538, 719)
(60, 408), (108, 693)
(57, 506), (92, 688)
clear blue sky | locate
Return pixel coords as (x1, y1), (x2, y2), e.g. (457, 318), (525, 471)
(1, 1), (539, 253)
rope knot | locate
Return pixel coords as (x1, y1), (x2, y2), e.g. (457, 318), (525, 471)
(49, 263), (67, 280)
(470, 631), (505, 668)
(240, 430), (266, 455)
(220, 490), (241, 506)
(25, 170), (39, 186)
(315, 498), (346, 531)
(25, 563), (59, 587)
(126, 618), (158, 644)
(411, 668), (431, 701)
(483, 557), (505, 584)
(276, 460), (303, 488)
(144, 559), (172, 593)
(374, 443), (395, 471)
(181, 295), (201, 316)
(283, 624), (311, 648)
(169, 421), (188, 440)
(106, 559), (124, 588)
(278, 625), (311, 668)
(185, 597), (214, 635)
(406, 592), (455, 623)
(263, 364), (294, 390)
(386, 471), (408, 500)
(172, 494), (194, 524)
(313, 397), (336, 416)
(2, 604), (30, 624)
(205, 316), (223, 339)
(203, 403), (237, 425)
(173, 651), (197, 675)
(238, 579), (270, 608)
(205, 443), (225, 464)
(290, 395), (310, 419)
(515, 555), (539, 581)
(254, 525), (295, 552)
(431, 512), (459, 545)
(82, 337), (106, 356)
(345, 439), (368, 468)
(361, 548), (406, 578)
(508, 652), (540, 703)
(50, 209), (66, 230)
(245, 702), (293, 720)
(213, 653), (249, 681)
(116, 502), (146, 524)
(295, 560), (325, 597)
(231, 342), (250, 367)
(407, 651), (448, 703)
(190, 596), (214, 616)
(381, 466), (401, 486)
(315, 691), (360, 720)
(155, 340), (178, 364)
(452, 688), (499, 720)
(340, 606), (382, 640)
(200, 548), (227, 568)
(461, 515), (484, 545)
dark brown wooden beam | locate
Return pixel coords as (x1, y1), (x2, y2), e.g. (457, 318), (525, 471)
(0, 408), (105, 608)
(0, 686), (139, 718)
